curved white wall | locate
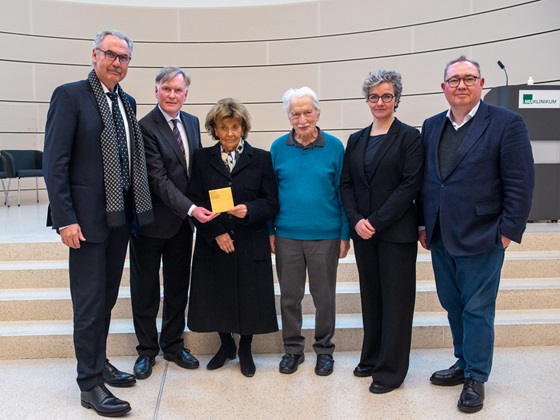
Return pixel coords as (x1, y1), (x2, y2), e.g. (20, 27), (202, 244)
(1, 0), (559, 155)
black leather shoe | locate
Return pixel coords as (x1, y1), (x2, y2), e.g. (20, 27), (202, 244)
(458, 378), (485, 413)
(353, 365), (374, 378)
(103, 360), (136, 388)
(279, 353), (305, 374)
(164, 348), (200, 369)
(207, 343), (237, 370)
(239, 347), (256, 377)
(315, 354), (334, 376)
(81, 384), (131, 417)
(430, 364), (465, 386)
(133, 355), (155, 380)
(369, 381), (396, 394)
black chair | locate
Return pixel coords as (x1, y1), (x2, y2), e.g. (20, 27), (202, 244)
(0, 150), (43, 206)
(0, 154), (13, 206)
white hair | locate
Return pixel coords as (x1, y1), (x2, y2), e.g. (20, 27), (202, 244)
(282, 87), (320, 114)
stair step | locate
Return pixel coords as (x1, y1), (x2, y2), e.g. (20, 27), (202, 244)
(1, 309), (559, 359)
(1, 251), (559, 289)
(2, 278), (559, 321)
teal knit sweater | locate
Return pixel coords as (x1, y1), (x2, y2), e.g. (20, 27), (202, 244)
(270, 130), (350, 241)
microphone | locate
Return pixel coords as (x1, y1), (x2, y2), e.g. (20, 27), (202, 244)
(497, 60), (509, 86)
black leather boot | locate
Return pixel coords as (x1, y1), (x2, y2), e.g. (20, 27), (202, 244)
(207, 332), (236, 370)
(239, 334), (256, 377)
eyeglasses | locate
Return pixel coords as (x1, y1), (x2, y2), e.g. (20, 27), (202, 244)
(96, 48), (131, 64)
(367, 94), (395, 103)
(445, 76), (479, 88)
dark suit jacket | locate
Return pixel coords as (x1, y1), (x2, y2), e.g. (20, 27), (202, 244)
(419, 100), (534, 256)
(137, 106), (202, 239)
(43, 79), (137, 243)
(340, 118), (424, 243)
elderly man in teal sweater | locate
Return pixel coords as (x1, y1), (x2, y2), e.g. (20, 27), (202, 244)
(269, 86), (350, 377)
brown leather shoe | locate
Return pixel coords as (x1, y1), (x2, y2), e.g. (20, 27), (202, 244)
(430, 364), (465, 386)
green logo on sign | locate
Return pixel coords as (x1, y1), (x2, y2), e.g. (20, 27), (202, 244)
(523, 94), (533, 104)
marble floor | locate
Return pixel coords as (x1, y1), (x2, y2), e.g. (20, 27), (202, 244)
(2, 191), (560, 419)
(0, 347), (559, 420)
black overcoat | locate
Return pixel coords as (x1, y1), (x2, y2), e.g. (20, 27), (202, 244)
(187, 141), (279, 334)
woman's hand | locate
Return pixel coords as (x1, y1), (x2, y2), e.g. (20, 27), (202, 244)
(227, 204), (248, 219)
(355, 218), (376, 240)
(215, 233), (235, 253)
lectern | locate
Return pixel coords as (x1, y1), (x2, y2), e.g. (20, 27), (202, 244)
(484, 84), (560, 221)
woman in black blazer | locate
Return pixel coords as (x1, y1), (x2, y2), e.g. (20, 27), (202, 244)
(340, 70), (424, 393)
(187, 98), (279, 377)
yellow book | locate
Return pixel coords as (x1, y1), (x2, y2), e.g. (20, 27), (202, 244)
(209, 187), (235, 213)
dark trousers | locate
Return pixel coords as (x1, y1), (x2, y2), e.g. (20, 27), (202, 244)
(129, 220), (193, 356)
(69, 223), (130, 392)
(430, 226), (504, 382)
(354, 237), (417, 388)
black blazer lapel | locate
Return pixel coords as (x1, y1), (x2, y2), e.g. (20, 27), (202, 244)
(352, 126), (370, 187)
(209, 143), (232, 179)
(179, 111), (199, 176)
(231, 142), (253, 176)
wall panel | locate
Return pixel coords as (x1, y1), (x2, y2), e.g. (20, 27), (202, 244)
(0, 0), (557, 154)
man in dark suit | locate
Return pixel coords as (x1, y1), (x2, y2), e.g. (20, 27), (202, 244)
(418, 56), (534, 413)
(43, 30), (154, 417)
(130, 67), (216, 380)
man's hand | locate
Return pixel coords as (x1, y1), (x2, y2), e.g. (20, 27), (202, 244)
(501, 235), (512, 249)
(339, 240), (350, 258)
(60, 223), (85, 249)
(418, 229), (429, 250)
(192, 206), (218, 223)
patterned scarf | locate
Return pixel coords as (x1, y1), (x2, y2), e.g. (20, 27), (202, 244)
(220, 139), (245, 172)
(87, 70), (153, 228)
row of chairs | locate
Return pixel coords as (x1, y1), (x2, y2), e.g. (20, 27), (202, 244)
(0, 150), (44, 207)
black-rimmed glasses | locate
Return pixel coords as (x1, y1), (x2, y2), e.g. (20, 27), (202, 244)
(445, 76), (479, 88)
(96, 48), (131, 64)
(367, 94), (395, 103)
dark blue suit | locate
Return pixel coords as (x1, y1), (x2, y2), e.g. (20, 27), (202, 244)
(129, 106), (202, 356)
(44, 79), (138, 391)
(419, 100), (534, 381)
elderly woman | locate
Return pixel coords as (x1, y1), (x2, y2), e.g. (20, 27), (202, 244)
(340, 71), (424, 393)
(187, 98), (279, 377)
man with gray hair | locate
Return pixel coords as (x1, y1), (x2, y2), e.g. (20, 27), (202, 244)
(269, 87), (350, 376)
(44, 29), (154, 417)
(130, 67), (216, 380)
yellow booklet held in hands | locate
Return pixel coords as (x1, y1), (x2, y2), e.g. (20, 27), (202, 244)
(209, 187), (234, 213)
